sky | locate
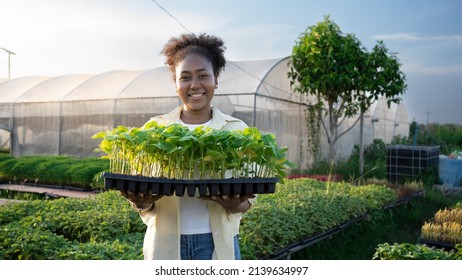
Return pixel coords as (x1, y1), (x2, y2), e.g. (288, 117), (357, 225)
(0, 0), (461, 124)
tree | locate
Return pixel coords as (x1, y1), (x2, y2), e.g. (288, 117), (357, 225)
(288, 15), (407, 167)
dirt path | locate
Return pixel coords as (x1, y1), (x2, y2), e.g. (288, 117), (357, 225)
(0, 184), (98, 200)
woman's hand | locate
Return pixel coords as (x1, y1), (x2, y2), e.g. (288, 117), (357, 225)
(201, 194), (255, 213)
(120, 190), (163, 211)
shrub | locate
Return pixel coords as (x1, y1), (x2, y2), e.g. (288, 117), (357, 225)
(0, 155), (108, 189)
(0, 191), (146, 260)
(0, 221), (71, 260)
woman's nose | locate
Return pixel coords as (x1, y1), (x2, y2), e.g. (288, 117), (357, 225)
(190, 77), (200, 88)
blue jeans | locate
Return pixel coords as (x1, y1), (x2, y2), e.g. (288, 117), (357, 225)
(180, 233), (241, 260)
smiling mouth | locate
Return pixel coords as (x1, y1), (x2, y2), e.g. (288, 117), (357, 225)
(189, 93), (205, 99)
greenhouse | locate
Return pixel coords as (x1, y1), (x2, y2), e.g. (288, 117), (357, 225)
(0, 56), (409, 168)
(330, 96), (410, 159)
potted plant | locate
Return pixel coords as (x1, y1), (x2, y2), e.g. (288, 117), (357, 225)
(92, 120), (295, 196)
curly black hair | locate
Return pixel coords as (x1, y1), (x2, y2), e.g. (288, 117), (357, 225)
(161, 33), (226, 79)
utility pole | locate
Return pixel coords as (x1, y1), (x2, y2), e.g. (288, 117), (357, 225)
(425, 109), (431, 128)
(0, 47), (16, 79)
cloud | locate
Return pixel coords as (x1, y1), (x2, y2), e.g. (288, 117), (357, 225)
(373, 33), (462, 76)
(403, 63), (462, 75)
(221, 23), (296, 60)
(0, 0), (242, 77)
(373, 33), (462, 42)
(0, 0), (181, 76)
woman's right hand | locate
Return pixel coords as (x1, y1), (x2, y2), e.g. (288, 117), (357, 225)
(120, 190), (163, 211)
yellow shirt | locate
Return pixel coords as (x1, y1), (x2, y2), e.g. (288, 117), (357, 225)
(139, 106), (251, 260)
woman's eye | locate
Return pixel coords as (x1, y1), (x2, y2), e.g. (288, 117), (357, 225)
(179, 76), (190, 81)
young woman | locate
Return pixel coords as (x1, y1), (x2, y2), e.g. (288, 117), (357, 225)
(120, 33), (255, 260)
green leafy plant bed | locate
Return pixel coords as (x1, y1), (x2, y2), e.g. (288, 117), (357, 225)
(102, 172), (278, 196)
(373, 242), (462, 260)
(0, 155), (109, 190)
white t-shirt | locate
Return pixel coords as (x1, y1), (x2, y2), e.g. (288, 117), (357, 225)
(179, 119), (213, 234)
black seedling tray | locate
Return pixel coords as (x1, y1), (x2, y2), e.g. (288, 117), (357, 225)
(102, 172), (278, 197)
(418, 238), (457, 251)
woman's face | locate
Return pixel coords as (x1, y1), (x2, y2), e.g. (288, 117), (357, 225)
(175, 53), (217, 119)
